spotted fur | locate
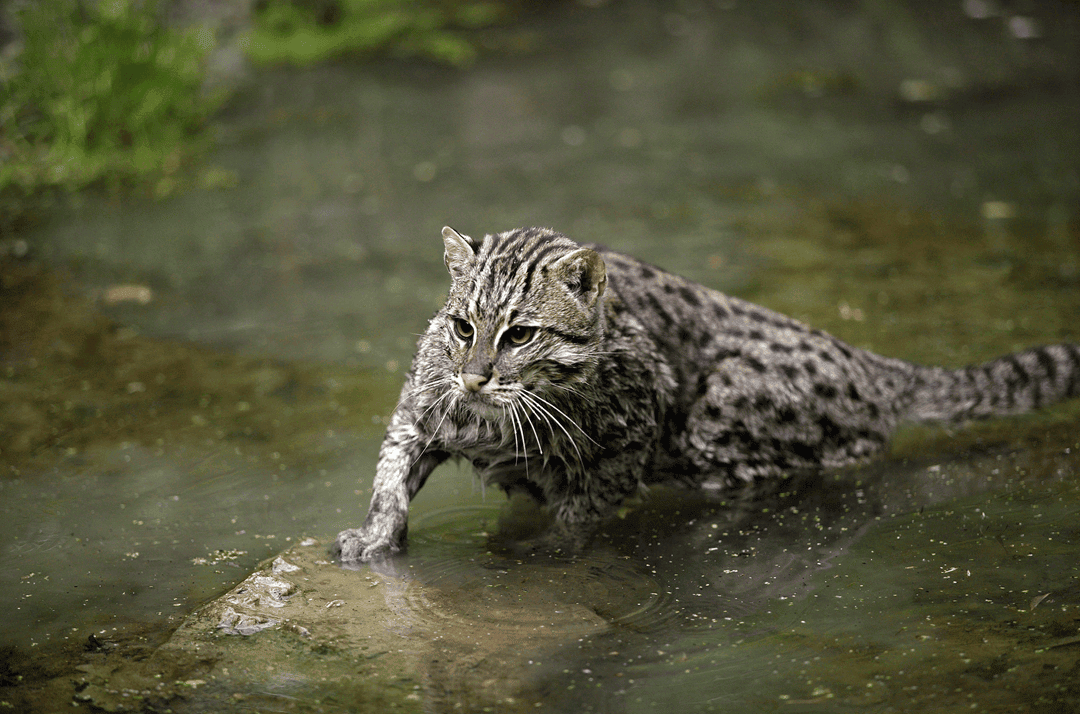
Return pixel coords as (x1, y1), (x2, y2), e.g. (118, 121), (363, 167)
(334, 226), (1080, 562)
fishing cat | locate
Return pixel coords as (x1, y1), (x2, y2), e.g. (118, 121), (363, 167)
(334, 226), (1080, 562)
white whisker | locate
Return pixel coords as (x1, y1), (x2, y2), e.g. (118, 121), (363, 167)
(395, 375), (454, 417)
(550, 382), (589, 400)
(520, 391), (585, 466)
(517, 397), (544, 456)
(415, 391), (456, 464)
(505, 402), (521, 463)
(410, 384), (454, 430)
(509, 401), (531, 477)
(525, 390), (601, 449)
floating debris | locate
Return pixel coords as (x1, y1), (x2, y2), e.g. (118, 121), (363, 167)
(102, 284), (154, 306)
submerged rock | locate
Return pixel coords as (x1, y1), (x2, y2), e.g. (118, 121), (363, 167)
(75, 536), (610, 712)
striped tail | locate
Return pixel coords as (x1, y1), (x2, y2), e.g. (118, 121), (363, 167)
(902, 343), (1080, 423)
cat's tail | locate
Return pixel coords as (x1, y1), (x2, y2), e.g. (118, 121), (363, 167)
(900, 343), (1080, 423)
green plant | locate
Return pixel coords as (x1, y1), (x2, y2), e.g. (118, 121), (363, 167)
(0, 0), (220, 211)
(243, 0), (504, 68)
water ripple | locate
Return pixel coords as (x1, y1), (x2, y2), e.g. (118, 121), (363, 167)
(390, 505), (678, 637)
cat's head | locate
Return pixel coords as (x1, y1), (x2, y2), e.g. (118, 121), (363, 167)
(434, 226), (607, 418)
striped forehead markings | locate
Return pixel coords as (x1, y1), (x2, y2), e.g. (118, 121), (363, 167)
(520, 242), (564, 295)
(467, 229), (576, 313)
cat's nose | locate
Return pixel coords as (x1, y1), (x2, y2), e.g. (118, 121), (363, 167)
(461, 372), (490, 392)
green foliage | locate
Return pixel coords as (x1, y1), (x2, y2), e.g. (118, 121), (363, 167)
(0, 0), (221, 215)
(243, 0), (504, 68)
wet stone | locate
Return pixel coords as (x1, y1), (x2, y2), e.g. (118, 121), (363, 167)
(224, 573), (296, 610)
(103, 537), (614, 712)
(215, 607), (278, 636)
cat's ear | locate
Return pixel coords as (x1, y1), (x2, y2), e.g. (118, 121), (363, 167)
(551, 248), (606, 308)
(442, 226), (477, 281)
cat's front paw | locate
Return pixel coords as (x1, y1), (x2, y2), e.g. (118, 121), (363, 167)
(332, 527), (400, 563)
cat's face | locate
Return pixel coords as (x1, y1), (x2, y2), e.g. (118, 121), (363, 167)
(432, 227), (606, 421)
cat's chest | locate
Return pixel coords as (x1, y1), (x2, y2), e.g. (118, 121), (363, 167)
(456, 437), (569, 491)
(437, 405), (591, 479)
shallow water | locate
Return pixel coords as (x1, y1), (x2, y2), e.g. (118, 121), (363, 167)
(3, 0), (1080, 711)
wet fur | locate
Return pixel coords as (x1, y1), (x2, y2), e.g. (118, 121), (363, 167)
(334, 226), (1080, 562)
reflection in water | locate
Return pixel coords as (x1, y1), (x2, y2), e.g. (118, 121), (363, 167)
(406, 505), (669, 631)
(37, 440), (1073, 713)
(517, 448), (1079, 712)
(272, 440), (1074, 712)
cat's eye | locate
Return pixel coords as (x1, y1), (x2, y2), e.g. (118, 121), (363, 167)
(505, 325), (536, 346)
(453, 318), (474, 341)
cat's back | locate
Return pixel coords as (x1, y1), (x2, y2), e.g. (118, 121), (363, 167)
(591, 246), (813, 356)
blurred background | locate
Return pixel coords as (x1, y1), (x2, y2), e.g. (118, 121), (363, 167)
(3, 0), (1078, 368)
(1, 1), (1078, 711)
